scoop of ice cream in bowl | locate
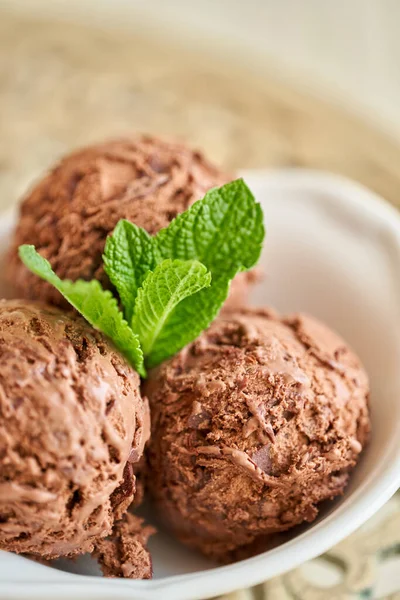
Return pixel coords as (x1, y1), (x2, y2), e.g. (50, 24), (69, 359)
(0, 299), (151, 569)
(145, 308), (370, 562)
(0, 137), (399, 600)
(7, 136), (251, 312)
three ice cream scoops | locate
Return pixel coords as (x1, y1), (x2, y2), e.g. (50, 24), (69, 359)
(0, 136), (370, 577)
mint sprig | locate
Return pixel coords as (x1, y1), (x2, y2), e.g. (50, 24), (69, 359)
(148, 179), (265, 363)
(19, 178), (265, 376)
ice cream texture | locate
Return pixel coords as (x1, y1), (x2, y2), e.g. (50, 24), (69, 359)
(145, 308), (370, 561)
(8, 135), (247, 308)
(94, 513), (155, 579)
(0, 299), (150, 559)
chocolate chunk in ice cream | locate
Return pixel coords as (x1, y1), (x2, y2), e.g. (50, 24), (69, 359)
(0, 300), (150, 560)
(145, 307), (370, 561)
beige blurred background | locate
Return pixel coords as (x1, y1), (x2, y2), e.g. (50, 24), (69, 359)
(1, 0), (400, 212)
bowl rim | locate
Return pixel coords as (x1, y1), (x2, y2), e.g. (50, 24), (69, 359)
(2, 168), (400, 600)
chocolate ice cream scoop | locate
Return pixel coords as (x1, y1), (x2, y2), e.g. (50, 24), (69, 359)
(145, 308), (370, 562)
(0, 299), (150, 560)
(8, 136), (253, 308)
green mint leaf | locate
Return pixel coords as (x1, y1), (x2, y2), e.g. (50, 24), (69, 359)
(19, 245), (146, 377)
(131, 259), (211, 359)
(145, 178), (265, 366)
(154, 178), (264, 275)
(103, 219), (155, 323)
(146, 273), (229, 367)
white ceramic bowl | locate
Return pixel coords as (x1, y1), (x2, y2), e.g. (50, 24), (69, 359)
(1, 169), (400, 600)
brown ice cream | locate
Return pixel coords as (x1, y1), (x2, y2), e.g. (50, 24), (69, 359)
(0, 299), (150, 560)
(7, 136), (253, 308)
(145, 307), (370, 561)
(94, 513), (155, 579)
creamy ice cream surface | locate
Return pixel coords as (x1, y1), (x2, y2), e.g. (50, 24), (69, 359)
(8, 136), (234, 307)
(0, 299), (150, 559)
(145, 308), (370, 561)
(94, 513), (155, 579)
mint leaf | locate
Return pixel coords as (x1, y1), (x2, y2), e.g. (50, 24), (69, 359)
(154, 179), (264, 275)
(131, 259), (211, 359)
(145, 178), (265, 365)
(147, 273), (229, 367)
(19, 245), (146, 377)
(103, 220), (154, 323)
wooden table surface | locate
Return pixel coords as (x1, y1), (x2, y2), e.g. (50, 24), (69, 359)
(0, 11), (399, 600)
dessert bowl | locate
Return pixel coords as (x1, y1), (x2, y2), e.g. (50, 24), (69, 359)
(1, 168), (400, 600)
